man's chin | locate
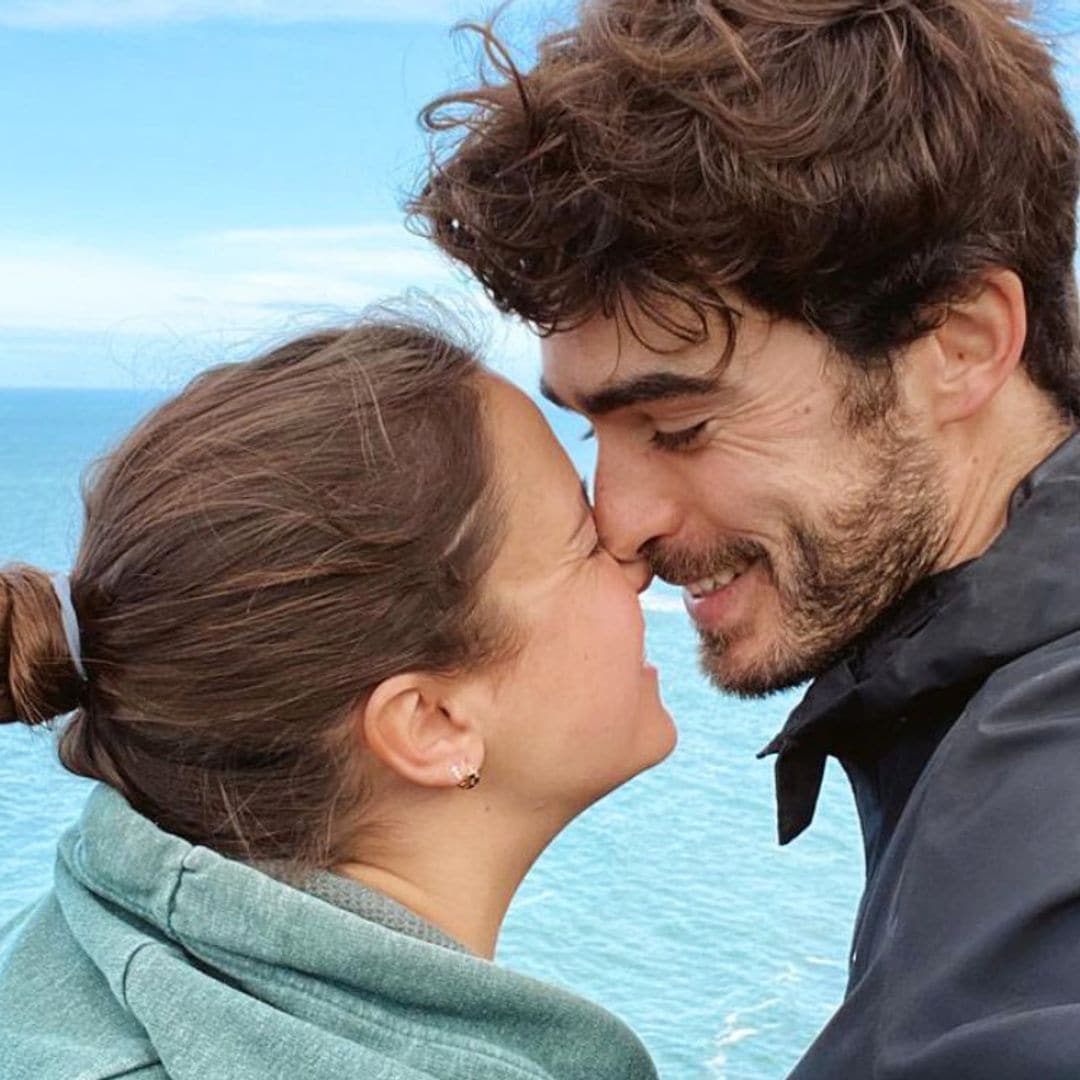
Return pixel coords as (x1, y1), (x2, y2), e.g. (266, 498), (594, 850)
(698, 633), (817, 700)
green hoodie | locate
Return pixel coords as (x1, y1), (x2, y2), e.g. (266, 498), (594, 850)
(0, 785), (658, 1079)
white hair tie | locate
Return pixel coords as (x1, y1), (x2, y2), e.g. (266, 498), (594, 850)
(49, 573), (88, 682)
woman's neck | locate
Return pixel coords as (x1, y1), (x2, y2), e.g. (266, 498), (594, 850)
(333, 798), (565, 959)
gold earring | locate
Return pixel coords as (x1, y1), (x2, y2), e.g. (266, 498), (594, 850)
(450, 763), (481, 790)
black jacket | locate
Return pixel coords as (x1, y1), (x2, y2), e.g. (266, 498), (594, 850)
(764, 432), (1080, 1079)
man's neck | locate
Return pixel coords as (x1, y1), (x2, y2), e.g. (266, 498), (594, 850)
(936, 387), (1075, 571)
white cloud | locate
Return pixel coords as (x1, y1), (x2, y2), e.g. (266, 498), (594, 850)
(0, 0), (544, 29)
(0, 224), (448, 334)
(0, 222), (540, 387)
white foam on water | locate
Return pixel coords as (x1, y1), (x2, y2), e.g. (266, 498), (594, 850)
(706, 997), (782, 1077)
(641, 592), (685, 614)
(804, 954), (846, 970)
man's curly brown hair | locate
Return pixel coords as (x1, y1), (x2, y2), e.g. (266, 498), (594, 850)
(409, 0), (1080, 417)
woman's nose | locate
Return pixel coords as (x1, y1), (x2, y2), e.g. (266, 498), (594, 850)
(617, 556), (653, 594)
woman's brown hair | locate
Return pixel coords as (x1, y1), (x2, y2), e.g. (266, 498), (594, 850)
(0, 315), (510, 871)
(410, 0), (1080, 417)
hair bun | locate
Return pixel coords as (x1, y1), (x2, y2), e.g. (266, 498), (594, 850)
(0, 564), (86, 726)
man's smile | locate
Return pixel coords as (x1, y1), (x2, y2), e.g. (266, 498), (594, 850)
(682, 557), (757, 598)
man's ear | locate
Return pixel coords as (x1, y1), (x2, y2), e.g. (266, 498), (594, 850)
(358, 673), (486, 790)
(927, 268), (1027, 426)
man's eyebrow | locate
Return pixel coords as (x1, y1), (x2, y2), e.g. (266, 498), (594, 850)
(540, 372), (721, 417)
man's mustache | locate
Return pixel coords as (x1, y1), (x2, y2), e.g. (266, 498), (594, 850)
(643, 536), (771, 588)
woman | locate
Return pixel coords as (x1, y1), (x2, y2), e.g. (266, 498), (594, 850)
(0, 315), (675, 1080)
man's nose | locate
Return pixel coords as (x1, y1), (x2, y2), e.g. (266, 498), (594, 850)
(593, 447), (680, 563)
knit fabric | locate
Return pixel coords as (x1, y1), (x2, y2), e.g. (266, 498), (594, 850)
(297, 869), (468, 954)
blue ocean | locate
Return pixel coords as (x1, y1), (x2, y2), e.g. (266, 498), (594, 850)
(0, 387), (864, 1079)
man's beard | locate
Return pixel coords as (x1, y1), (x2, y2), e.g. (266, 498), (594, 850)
(648, 417), (951, 698)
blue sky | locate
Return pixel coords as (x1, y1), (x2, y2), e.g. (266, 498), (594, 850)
(0, 0), (1077, 389)
(0, 0), (570, 388)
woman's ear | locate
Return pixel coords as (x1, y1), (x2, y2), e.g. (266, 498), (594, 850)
(358, 673), (486, 790)
(927, 268), (1027, 426)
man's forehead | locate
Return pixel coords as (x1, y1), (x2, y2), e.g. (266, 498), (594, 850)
(539, 320), (723, 412)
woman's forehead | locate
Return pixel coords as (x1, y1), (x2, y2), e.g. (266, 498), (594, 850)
(479, 376), (586, 568)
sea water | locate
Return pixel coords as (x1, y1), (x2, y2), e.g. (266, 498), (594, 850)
(0, 387), (864, 1079)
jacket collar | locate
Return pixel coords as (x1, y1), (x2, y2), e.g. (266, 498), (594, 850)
(761, 431), (1080, 845)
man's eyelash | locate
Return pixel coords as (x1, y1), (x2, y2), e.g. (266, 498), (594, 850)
(651, 421), (710, 451)
(579, 420), (711, 449)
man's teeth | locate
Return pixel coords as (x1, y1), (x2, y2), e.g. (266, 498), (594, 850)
(685, 564), (751, 598)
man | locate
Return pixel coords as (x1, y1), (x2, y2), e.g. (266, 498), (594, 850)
(411, 1), (1080, 1075)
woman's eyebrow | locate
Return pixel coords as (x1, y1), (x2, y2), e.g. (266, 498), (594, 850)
(540, 372), (722, 416)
